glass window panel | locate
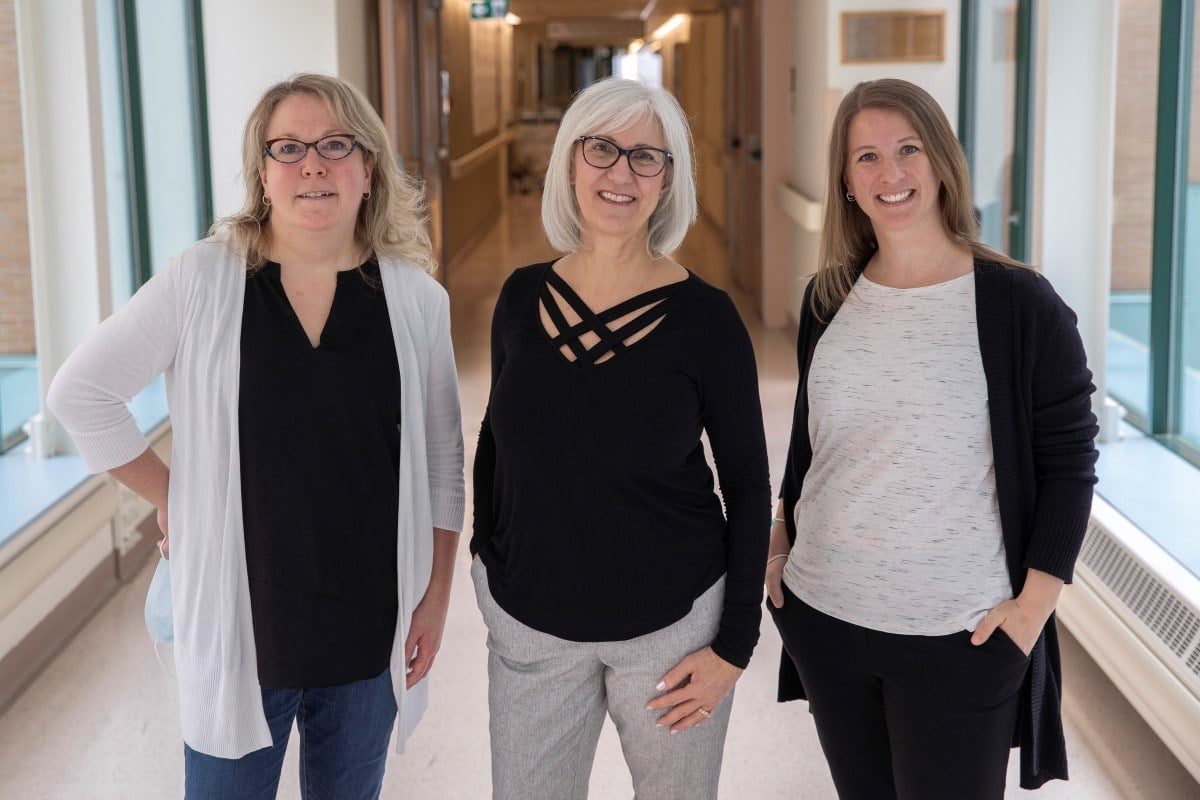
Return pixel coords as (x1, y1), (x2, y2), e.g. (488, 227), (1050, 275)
(1179, 2), (1200, 449)
(966, 0), (1017, 255)
(1108, 0), (1160, 424)
(134, 0), (204, 274)
(0, 358), (38, 453)
(616, 51), (663, 88)
(1182, 225), (1200, 447)
(96, 0), (135, 308)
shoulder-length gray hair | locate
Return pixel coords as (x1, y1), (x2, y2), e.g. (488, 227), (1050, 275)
(813, 78), (1026, 319)
(542, 78), (697, 258)
(211, 72), (435, 273)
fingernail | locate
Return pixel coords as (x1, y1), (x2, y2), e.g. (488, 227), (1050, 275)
(655, 723), (664, 729)
(655, 681), (665, 691)
(670, 729), (678, 735)
(645, 704), (653, 711)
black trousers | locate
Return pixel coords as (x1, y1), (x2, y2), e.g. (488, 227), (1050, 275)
(768, 584), (1029, 800)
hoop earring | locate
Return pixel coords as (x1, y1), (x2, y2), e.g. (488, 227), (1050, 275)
(845, 192), (855, 203)
(262, 193), (272, 206)
(362, 190), (371, 200)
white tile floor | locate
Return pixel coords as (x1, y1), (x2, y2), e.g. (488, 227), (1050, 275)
(1, 193), (1197, 798)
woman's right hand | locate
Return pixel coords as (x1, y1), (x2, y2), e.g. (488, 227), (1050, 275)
(156, 507), (169, 559)
(766, 509), (791, 608)
(765, 553), (787, 608)
(106, 447), (171, 558)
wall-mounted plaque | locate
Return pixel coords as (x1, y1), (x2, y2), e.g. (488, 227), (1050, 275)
(841, 11), (945, 63)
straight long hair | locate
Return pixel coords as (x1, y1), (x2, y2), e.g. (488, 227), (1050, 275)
(812, 78), (1026, 319)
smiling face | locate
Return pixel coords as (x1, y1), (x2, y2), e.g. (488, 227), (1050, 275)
(572, 115), (668, 246)
(844, 107), (943, 239)
(258, 93), (372, 245)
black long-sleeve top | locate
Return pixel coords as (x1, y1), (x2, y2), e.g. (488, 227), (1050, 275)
(472, 262), (772, 668)
(778, 260), (1099, 789)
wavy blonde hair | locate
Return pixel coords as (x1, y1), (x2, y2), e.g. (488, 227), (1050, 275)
(211, 72), (435, 273)
(812, 78), (1025, 319)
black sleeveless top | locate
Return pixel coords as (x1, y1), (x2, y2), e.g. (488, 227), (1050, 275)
(239, 260), (402, 688)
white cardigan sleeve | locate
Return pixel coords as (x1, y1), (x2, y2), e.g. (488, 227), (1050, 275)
(47, 261), (182, 473)
(422, 285), (466, 533)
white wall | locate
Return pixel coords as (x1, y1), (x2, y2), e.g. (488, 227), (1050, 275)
(778, 0), (959, 325)
(785, 0), (829, 323)
(201, 0), (373, 218)
(827, 0), (961, 129)
(1032, 0), (1117, 409)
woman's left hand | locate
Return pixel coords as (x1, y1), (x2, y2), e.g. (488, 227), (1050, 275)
(971, 568), (1065, 655)
(404, 529), (460, 688)
(645, 646), (743, 733)
(971, 598), (1044, 655)
(404, 584), (451, 688)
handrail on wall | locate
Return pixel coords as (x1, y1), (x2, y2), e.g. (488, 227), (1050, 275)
(776, 182), (822, 233)
(449, 128), (516, 180)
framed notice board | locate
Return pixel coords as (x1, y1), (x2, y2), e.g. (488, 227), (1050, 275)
(841, 11), (945, 63)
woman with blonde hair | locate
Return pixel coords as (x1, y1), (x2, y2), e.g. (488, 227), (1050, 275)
(472, 77), (770, 799)
(49, 72), (464, 799)
(764, 78), (1098, 797)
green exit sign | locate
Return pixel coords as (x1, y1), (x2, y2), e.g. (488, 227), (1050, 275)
(470, 0), (508, 19)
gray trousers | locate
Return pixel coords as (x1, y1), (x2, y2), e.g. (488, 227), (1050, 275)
(471, 558), (732, 800)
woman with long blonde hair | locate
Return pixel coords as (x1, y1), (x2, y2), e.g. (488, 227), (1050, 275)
(50, 73), (464, 799)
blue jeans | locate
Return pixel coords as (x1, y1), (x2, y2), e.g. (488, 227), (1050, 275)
(184, 670), (397, 800)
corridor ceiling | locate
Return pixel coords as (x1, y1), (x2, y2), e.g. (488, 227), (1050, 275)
(508, 0), (721, 23)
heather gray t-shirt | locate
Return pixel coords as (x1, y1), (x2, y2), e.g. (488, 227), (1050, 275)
(782, 272), (1013, 635)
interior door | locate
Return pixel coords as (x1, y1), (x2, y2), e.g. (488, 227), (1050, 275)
(379, 0), (448, 275)
(726, 0), (763, 310)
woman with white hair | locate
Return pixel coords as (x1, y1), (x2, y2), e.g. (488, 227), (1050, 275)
(49, 73), (464, 798)
(471, 77), (770, 798)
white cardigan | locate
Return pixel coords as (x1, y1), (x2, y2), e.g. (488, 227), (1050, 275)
(47, 236), (465, 758)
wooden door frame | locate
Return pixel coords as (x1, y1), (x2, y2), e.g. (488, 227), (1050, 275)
(379, 0), (447, 275)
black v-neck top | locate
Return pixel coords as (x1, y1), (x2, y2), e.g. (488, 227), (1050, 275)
(472, 261), (772, 668)
(239, 259), (402, 688)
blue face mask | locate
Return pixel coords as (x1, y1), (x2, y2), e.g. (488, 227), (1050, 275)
(144, 556), (173, 644)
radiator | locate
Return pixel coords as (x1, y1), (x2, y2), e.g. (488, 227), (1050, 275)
(1057, 495), (1200, 782)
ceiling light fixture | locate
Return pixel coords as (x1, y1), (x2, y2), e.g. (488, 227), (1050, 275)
(650, 13), (686, 41)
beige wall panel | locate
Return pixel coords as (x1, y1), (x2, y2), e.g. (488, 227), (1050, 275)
(1110, 0), (1160, 293)
(673, 12), (726, 233)
(443, 0), (505, 265)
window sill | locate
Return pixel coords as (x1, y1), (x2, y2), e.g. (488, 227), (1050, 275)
(1095, 420), (1200, 579)
(0, 377), (168, 562)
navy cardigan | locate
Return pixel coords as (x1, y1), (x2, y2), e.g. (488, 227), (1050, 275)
(777, 259), (1099, 790)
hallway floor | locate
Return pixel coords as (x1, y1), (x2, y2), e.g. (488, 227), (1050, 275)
(0, 192), (1196, 798)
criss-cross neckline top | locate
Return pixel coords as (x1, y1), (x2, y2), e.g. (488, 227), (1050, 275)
(538, 265), (688, 367)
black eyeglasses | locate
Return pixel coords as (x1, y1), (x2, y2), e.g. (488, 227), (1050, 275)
(578, 135), (672, 177)
(263, 135), (359, 164)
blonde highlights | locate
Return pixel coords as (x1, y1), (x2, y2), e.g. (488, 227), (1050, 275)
(211, 72), (435, 273)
